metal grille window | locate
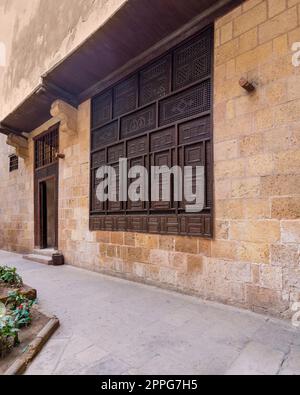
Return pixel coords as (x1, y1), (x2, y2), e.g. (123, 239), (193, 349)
(9, 155), (18, 172)
(34, 126), (59, 169)
(90, 27), (213, 237)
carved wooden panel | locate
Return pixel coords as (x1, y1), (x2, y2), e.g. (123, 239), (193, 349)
(127, 136), (147, 158)
(179, 116), (210, 145)
(127, 156), (146, 212)
(121, 105), (156, 139)
(140, 55), (171, 106)
(91, 169), (105, 212)
(113, 76), (138, 117)
(91, 150), (106, 169)
(150, 150), (173, 210)
(92, 121), (118, 151)
(150, 128), (175, 152)
(159, 81), (211, 126)
(90, 26), (213, 237)
(108, 143), (124, 164)
(173, 30), (212, 90)
(92, 91), (112, 128)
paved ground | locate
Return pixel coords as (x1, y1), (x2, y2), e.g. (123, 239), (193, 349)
(1, 250), (299, 375)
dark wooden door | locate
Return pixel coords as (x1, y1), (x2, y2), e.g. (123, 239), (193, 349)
(39, 181), (47, 249)
(34, 163), (59, 249)
(34, 125), (59, 250)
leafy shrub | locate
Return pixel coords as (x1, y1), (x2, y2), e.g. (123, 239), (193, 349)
(0, 316), (19, 359)
(7, 291), (36, 329)
(0, 290), (36, 359)
(0, 266), (23, 287)
(6, 291), (29, 310)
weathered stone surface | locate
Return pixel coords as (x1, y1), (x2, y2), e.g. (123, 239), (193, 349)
(50, 100), (78, 136)
(238, 242), (270, 264)
(281, 221), (300, 243)
(271, 197), (300, 219)
(230, 221), (280, 243)
(259, 7), (297, 44)
(110, 232), (124, 245)
(233, 2), (267, 37)
(270, 244), (299, 267)
(225, 262), (251, 283)
(231, 178), (261, 198)
(215, 199), (244, 220)
(240, 134), (264, 157)
(149, 250), (169, 267)
(186, 255), (203, 274)
(259, 265), (283, 290)
(211, 240), (238, 260)
(261, 174), (300, 196)
(246, 285), (288, 313)
(215, 220), (230, 240)
(175, 237), (198, 254)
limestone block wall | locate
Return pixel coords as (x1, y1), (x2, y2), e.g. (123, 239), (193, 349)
(0, 0), (299, 318)
(212, 0), (300, 316)
(0, 134), (34, 253)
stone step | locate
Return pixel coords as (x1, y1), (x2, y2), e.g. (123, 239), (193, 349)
(32, 248), (58, 257)
(23, 254), (53, 265)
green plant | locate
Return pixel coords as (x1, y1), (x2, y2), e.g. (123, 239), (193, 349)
(11, 303), (34, 329)
(6, 290), (30, 310)
(6, 291), (35, 329)
(0, 316), (19, 359)
(0, 266), (23, 287)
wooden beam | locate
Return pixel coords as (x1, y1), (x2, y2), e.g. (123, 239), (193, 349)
(78, 0), (243, 102)
(42, 79), (78, 108)
(0, 122), (24, 136)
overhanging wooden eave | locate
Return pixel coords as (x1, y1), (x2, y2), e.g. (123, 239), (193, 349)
(0, 0), (244, 137)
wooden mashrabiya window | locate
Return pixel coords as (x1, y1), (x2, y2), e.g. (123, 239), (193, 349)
(90, 27), (213, 237)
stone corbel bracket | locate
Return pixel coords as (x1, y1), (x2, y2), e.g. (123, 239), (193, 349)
(50, 99), (78, 136)
(6, 133), (29, 159)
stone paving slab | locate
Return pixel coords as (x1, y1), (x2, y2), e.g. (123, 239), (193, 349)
(0, 250), (299, 375)
(225, 341), (286, 375)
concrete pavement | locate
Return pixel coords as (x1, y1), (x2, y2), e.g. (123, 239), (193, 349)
(0, 250), (299, 375)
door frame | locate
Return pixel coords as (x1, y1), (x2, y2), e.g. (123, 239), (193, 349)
(34, 165), (59, 250)
(37, 174), (58, 249)
(33, 124), (60, 250)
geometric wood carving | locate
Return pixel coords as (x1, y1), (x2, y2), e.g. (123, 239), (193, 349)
(90, 27), (213, 237)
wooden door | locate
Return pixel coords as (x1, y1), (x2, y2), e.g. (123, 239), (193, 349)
(34, 125), (59, 249)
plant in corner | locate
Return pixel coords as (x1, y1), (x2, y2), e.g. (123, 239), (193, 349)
(0, 266), (23, 287)
(7, 291), (36, 329)
(0, 316), (19, 359)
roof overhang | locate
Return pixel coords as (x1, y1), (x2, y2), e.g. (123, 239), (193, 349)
(1, 0), (244, 136)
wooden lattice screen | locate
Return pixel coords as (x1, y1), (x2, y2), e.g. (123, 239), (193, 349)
(90, 27), (213, 237)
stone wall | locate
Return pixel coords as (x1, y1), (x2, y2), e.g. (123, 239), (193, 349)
(212, 0), (300, 316)
(0, 0), (126, 121)
(0, 133), (34, 253)
(0, 0), (299, 318)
